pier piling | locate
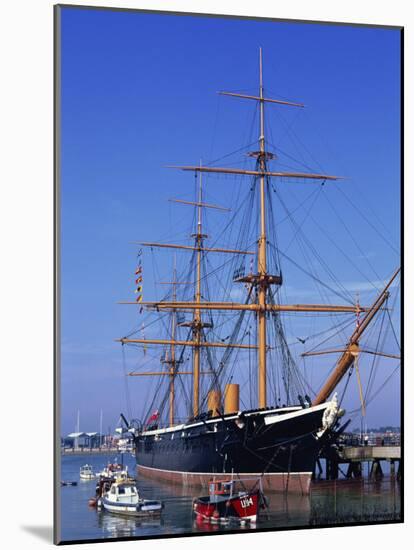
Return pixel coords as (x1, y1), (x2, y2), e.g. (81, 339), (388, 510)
(318, 443), (401, 482)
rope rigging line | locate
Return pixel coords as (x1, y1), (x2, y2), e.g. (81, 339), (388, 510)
(121, 344), (133, 420)
(198, 288), (253, 412)
(363, 299), (398, 408)
(362, 306), (387, 403)
(271, 185), (356, 304)
(268, 242), (354, 306)
(302, 317), (357, 355)
(322, 189), (382, 287)
(149, 327), (194, 424)
(273, 184), (322, 227)
(268, 290), (305, 403)
(270, 104), (327, 174)
(333, 184), (400, 256)
(265, 96), (306, 159)
(267, 139), (319, 173)
(277, 185), (324, 256)
(347, 363), (400, 416)
(386, 306), (401, 352)
(123, 312), (170, 340)
(338, 366), (354, 410)
(272, 184), (344, 303)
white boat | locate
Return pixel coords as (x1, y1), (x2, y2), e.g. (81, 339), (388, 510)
(80, 464), (95, 480)
(99, 480), (163, 517)
(97, 461), (131, 481)
(117, 439), (134, 453)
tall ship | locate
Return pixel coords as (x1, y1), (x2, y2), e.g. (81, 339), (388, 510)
(117, 50), (400, 494)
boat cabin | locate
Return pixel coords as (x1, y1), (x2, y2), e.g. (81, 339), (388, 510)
(208, 480), (234, 502)
(108, 482), (139, 504)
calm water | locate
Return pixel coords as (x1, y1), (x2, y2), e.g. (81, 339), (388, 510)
(59, 453), (401, 542)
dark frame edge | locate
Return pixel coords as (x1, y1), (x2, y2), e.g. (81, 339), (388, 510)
(54, 3), (62, 546)
(54, 3), (404, 31)
(399, 26), (404, 524)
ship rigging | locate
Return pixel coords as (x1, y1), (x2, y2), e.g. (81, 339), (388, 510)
(116, 49), (400, 493)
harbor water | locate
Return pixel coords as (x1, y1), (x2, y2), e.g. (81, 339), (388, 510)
(60, 453), (401, 542)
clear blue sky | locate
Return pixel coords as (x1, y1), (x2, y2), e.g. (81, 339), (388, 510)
(59, 7), (401, 435)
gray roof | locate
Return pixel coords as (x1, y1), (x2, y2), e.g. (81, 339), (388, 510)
(66, 431), (102, 438)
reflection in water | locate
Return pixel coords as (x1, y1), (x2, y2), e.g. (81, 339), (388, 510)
(310, 479), (400, 524)
(60, 454), (401, 542)
(262, 492), (311, 528)
(193, 519), (221, 533)
(98, 512), (162, 538)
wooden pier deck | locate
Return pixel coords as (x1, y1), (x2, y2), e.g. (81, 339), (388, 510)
(340, 446), (400, 461)
(317, 444), (401, 481)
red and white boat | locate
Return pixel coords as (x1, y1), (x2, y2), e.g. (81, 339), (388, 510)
(193, 479), (265, 525)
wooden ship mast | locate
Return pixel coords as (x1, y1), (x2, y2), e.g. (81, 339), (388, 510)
(117, 49), (400, 426)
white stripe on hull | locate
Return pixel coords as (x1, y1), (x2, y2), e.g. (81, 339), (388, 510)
(140, 401), (332, 437)
(264, 402), (330, 425)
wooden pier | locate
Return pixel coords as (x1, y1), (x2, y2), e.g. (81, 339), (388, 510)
(316, 444), (401, 481)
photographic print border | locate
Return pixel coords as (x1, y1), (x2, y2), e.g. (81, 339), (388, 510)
(53, 4), (404, 545)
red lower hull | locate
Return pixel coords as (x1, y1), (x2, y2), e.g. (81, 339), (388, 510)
(137, 464), (312, 494)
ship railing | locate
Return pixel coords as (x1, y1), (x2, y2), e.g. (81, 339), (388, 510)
(144, 421), (183, 432)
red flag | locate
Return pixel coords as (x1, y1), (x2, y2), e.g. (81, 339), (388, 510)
(135, 266), (142, 275)
(147, 410), (159, 424)
(135, 276), (143, 284)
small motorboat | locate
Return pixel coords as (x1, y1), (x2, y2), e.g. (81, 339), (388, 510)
(97, 461), (132, 481)
(89, 471), (134, 508)
(193, 479), (264, 524)
(98, 479), (163, 517)
(61, 480), (77, 487)
(80, 464), (95, 480)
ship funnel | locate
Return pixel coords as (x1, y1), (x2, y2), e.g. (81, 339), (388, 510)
(207, 390), (221, 417)
(224, 384), (239, 414)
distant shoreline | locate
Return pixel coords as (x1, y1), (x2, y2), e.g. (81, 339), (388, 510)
(61, 448), (124, 456)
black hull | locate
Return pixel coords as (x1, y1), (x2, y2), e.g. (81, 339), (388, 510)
(134, 404), (333, 493)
